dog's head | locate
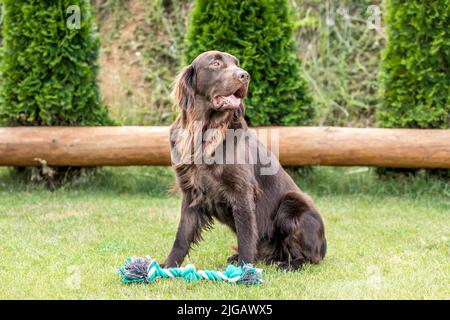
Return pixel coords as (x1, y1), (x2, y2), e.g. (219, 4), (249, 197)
(173, 51), (250, 112)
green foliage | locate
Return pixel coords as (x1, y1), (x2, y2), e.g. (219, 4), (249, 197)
(377, 0), (450, 129)
(376, 0), (449, 176)
(0, 0), (112, 126)
(185, 0), (313, 126)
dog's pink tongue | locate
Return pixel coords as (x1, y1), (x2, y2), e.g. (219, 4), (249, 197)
(222, 94), (241, 108)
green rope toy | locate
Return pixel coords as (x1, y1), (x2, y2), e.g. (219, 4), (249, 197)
(118, 256), (263, 286)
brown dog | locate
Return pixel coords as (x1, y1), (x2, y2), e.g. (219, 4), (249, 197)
(165, 51), (326, 270)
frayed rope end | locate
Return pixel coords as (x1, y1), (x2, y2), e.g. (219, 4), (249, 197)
(239, 263), (263, 286)
(118, 257), (151, 283)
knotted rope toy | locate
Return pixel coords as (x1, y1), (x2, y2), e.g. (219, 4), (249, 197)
(118, 256), (263, 286)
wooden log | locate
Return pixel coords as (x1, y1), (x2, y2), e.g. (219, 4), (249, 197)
(273, 127), (450, 168)
(0, 126), (449, 168)
(0, 126), (171, 166)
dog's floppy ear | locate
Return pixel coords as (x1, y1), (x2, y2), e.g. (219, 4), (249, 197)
(173, 64), (196, 110)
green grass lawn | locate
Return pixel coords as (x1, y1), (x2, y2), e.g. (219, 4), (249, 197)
(0, 166), (449, 299)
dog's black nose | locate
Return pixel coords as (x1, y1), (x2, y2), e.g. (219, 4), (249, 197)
(237, 70), (250, 83)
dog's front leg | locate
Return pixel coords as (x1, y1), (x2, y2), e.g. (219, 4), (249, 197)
(231, 197), (257, 265)
(165, 195), (210, 267)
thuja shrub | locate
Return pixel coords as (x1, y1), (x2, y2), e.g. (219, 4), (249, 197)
(0, 0), (112, 126)
(377, 0), (449, 129)
(185, 0), (313, 126)
(377, 0), (449, 177)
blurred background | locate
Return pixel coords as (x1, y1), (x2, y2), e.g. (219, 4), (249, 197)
(91, 0), (385, 126)
(0, 0), (447, 179)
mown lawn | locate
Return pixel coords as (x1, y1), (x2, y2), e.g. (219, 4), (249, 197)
(0, 166), (448, 299)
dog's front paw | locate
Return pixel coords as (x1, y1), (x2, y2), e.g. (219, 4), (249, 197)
(227, 254), (239, 265)
(275, 259), (305, 271)
(275, 261), (290, 270)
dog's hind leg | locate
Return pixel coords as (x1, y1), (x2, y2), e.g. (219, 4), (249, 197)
(274, 192), (326, 270)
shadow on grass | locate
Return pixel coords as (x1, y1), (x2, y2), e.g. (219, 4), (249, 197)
(0, 166), (449, 200)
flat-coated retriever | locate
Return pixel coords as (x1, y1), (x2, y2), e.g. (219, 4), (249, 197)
(165, 51), (326, 270)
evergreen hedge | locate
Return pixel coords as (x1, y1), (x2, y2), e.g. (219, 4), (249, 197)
(0, 0), (112, 126)
(377, 0), (449, 129)
(184, 0), (313, 126)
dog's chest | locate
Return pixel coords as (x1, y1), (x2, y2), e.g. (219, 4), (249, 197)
(178, 165), (233, 221)
(177, 162), (212, 184)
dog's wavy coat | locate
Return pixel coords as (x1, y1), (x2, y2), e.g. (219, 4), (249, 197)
(166, 51), (326, 270)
